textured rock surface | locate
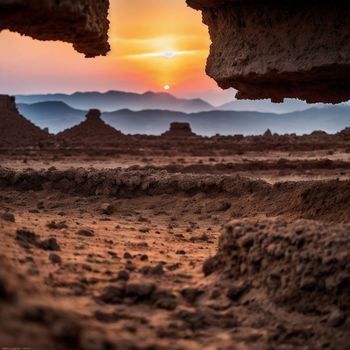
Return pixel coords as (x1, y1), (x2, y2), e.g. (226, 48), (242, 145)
(187, 0), (350, 103)
(0, 95), (49, 146)
(0, 0), (110, 57)
(205, 219), (350, 313)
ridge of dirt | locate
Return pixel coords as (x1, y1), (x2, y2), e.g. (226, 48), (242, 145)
(1, 167), (350, 223)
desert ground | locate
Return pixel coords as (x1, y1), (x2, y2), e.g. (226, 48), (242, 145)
(1, 138), (350, 350)
(1, 102), (350, 350)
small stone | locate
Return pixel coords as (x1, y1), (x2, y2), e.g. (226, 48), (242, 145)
(124, 252), (133, 259)
(99, 286), (124, 304)
(77, 229), (94, 237)
(176, 250), (186, 255)
(117, 270), (130, 281)
(49, 253), (62, 265)
(39, 238), (60, 251)
(141, 263), (164, 276)
(1, 212), (15, 222)
(125, 262), (137, 271)
(100, 203), (114, 215)
(125, 283), (156, 301)
(16, 229), (39, 249)
(47, 221), (67, 230)
(154, 292), (178, 310)
(227, 282), (249, 301)
(327, 310), (346, 327)
(149, 263), (164, 276)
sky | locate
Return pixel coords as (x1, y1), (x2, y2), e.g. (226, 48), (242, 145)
(0, 0), (235, 106)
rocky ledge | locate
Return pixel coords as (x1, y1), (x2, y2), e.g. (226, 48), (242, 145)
(187, 0), (350, 103)
(0, 0), (110, 57)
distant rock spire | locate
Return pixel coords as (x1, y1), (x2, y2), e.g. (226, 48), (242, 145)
(85, 109), (102, 121)
(162, 122), (197, 138)
(263, 129), (272, 137)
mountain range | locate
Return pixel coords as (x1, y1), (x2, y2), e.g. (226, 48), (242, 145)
(17, 101), (350, 136)
(15, 91), (213, 113)
(15, 90), (338, 115)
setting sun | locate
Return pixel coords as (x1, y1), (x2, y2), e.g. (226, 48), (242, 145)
(0, 0), (216, 97)
(164, 84), (171, 90)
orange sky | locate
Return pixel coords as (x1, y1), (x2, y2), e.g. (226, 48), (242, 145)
(0, 0), (234, 104)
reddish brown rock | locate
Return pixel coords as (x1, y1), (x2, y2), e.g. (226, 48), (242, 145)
(57, 109), (124, 144)
(162, 122), (197, 138)
(0, 95), (49, 147)
(187, 1), (350, 103)
(0, 0), (110, 57)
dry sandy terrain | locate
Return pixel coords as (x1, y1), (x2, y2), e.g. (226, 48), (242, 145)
(1, 149), (350, 349)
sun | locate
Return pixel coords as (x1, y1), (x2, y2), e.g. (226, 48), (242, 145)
(163, 51), (175, 59)
(163, 84), (171, 90)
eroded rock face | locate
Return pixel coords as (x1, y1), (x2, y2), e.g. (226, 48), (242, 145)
(187, 1), (350, 103)
(0, 95), (49, 147)
(0, 0), (110, 57)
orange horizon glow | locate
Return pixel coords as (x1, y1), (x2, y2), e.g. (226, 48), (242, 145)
(0, 0), (230, 103)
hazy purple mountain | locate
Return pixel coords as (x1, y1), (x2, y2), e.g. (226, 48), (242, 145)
(16, 90), (213, 113)
(218, 98), (326, 114)
(17, 101), (350, 136)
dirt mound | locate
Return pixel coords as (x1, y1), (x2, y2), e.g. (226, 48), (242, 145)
(205, 219), (350, 313)
(57, 109), (124, 144)
(0, 166), (269, 196)
(0, 95), (49, 147)
(139, 158), (350, 174)
(2, 167), (350, 222)
(198, 219), (350, 349)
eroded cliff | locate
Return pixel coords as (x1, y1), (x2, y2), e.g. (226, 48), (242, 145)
(187, 1), (350, 103)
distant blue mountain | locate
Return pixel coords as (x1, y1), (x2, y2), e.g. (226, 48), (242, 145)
(17, 101), (350, 136)
(218, 98), (327, 114)
(16, 90), (213, 113)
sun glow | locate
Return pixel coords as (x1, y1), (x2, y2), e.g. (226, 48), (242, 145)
(164, 84), (171, 90)
(125, 49), (197, 59)
(0, 0), (217, 96)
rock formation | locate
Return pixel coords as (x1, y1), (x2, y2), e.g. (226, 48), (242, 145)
(0, 95), (49, 147)
(162, 122), (197, 138)
(263, 129), (272, 137)
(0, 0), (110, 57)
(57, 109), (124, 144)
(2, 0), (350, 103)
(187, 0), (350, 103)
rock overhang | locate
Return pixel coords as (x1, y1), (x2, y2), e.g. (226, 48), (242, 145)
(186, 0), (350, 103)
(1, 1), (350, 103)
(0, 0), (110, 57)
